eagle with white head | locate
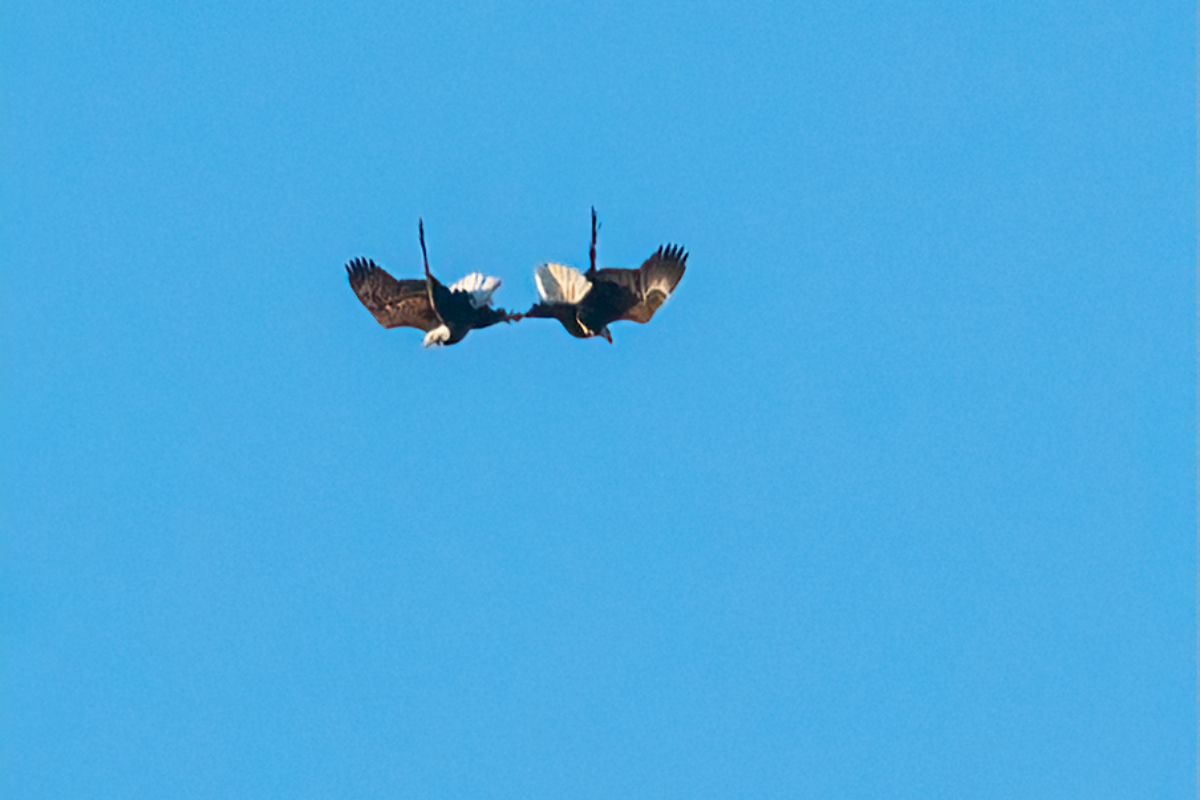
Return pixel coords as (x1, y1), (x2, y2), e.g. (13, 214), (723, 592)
(346, 220), (520, 346)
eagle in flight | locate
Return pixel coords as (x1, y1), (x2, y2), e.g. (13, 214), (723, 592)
(522, 208), (687, 342)
(346, 220), (519, 346)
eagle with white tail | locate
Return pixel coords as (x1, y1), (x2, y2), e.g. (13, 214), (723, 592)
(346, 220), (519, 346)
(523, 208), (687, 342)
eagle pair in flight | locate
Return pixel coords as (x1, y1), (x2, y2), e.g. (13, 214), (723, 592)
(346, 209), (687, 346)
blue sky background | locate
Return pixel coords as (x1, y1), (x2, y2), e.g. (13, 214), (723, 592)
(1, 1), (1194, 796)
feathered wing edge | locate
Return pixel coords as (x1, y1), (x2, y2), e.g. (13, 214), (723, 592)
(347, 257), (515, 347)
(346, 257), (441, 331)
(640, 245), (687, 299)
(608, 244), (688, 324)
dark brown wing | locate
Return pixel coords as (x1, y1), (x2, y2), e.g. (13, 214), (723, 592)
(596, 244), (687, 324)
(346, 257), (441, 331)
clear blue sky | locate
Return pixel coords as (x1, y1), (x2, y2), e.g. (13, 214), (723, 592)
(2, 1), (1194, 796)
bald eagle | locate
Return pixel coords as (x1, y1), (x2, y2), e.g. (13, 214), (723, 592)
(523, 209), (686, 342)
(346, 220), (519, 346)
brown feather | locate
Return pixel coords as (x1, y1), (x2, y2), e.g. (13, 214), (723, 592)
(346, 258), (441, 331)
(600, 244), (687, 324)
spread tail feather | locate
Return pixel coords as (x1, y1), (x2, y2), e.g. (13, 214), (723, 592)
(448, 272), (502, 308)
(534, 263), (592, 305)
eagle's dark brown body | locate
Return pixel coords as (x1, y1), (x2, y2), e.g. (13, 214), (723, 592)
(347, 211), (685, 347)
(524, 210), (687, 342)
(346, 221), (518, 346)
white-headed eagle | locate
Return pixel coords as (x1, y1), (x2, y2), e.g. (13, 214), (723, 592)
(346, 221), (520, 346)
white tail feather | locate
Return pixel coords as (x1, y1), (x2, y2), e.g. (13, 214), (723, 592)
(535, 263), (592, 304)
(423, 324), (451, 347)
(448, 272), (501, 309)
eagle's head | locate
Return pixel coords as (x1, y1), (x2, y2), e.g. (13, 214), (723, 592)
(574, 312), (612, 344)
(422, 324), (452, 347)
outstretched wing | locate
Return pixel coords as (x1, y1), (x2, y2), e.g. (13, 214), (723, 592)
(346, 257), (441, 331)
(596, 244), (687, 324)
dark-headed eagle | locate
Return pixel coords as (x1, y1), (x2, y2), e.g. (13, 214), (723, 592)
(523, 209), (686, 342)
(347, 221), (519, 346)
